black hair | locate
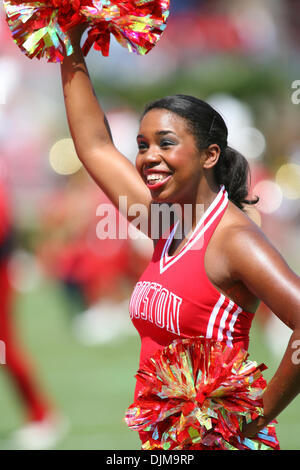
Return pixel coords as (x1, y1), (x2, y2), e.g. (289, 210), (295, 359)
(142, 94), (258, 211)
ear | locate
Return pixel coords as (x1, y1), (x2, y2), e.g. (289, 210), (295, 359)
(202, 144), (221, 170)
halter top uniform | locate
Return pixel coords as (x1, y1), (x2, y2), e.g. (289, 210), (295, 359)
(130, 185), (255, 401)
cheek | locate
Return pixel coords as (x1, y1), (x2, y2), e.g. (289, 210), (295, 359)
(171, 148), (200, 173)
(135, 154), (142, 172)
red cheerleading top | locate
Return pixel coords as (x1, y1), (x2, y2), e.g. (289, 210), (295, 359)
(130, 185), (255, 400)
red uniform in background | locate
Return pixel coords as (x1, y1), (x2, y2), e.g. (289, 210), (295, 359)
(37, 171), (151, 312)
(0, 181), (52, 423)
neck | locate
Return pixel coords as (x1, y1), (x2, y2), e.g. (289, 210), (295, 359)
(174, 177), (220, 236)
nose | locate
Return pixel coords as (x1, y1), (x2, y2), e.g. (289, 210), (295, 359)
(141, 146), (162, 168)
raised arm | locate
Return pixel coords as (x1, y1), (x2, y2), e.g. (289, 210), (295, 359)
(60, 27), (152, 233)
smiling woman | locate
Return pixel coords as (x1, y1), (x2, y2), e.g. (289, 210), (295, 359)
(136, 95), (258, 210)
(59, 25), (300, 450)
(136, 128), (174, 191)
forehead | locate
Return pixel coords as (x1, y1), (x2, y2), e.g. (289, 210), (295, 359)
(139, 108), (190, 136)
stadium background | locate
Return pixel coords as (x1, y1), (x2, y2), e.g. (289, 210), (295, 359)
(0, 0), (300, 449)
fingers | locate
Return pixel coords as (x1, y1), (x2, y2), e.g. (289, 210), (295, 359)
(68, 22), (89, 46)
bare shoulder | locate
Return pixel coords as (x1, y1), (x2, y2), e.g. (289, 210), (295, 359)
(204, 201), (267, 310)
(215, 201), (300, 329)
(219, 201), (285, 270)
(218, 200), (263, 235)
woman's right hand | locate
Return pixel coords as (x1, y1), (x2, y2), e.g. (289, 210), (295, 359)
(68, 22), (89, 48)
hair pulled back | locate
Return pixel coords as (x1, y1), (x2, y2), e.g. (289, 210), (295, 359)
(142, 94), (258, 211)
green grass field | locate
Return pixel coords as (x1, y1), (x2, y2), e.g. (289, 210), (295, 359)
(0, 280), (299, 450)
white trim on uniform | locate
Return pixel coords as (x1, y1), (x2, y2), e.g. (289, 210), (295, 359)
(217, 299), (234, 341)
(206, 293), (225, 339)
(226, 306), (243, 347)
(160, 187), (228, 274)
(165, 185), (225, 260)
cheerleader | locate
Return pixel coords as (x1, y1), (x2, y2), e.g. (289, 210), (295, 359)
(0, 181), (67, 449)
(58, 26), (300, 449)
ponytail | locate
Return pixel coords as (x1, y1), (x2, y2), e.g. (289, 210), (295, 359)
(214, 146), (258, 211)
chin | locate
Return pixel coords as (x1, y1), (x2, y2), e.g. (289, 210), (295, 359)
(150, 190), (172, 204)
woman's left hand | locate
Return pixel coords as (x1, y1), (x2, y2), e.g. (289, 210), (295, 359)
(240, 416), (267, 438)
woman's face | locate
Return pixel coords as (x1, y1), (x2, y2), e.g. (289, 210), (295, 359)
(136, 109), (204, 204)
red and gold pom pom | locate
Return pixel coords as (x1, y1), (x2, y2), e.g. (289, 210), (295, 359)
(3, 0), (85, 62)
(81, 0), (170, 57)
(3, 0), (170, 63)
(125, 337), (280, 450)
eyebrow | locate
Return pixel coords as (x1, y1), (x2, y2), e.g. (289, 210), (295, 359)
(137, 130), (177, 139)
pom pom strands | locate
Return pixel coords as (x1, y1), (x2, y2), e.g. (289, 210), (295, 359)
(4, 0), (84, 63)
(4, 0), (170, 63)
(125, 337), (280, 450)
(81, 0), (170, 57)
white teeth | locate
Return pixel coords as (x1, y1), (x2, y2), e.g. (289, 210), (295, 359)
(146, 173), (170, 183)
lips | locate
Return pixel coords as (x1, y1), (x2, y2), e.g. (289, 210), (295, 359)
(146, 174), (172, 190)
(143, 169), (173, 190)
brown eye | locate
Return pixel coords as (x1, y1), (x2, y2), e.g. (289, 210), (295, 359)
(160, 140), (175, 147)
(138, 141), (148, 151)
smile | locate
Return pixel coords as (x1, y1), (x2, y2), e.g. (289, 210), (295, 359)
(145, 173), (172, 190)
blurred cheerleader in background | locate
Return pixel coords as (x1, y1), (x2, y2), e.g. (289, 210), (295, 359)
(0, 178), (67, 449)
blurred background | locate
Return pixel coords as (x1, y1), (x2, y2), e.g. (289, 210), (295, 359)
(0, 0), (300, 450)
